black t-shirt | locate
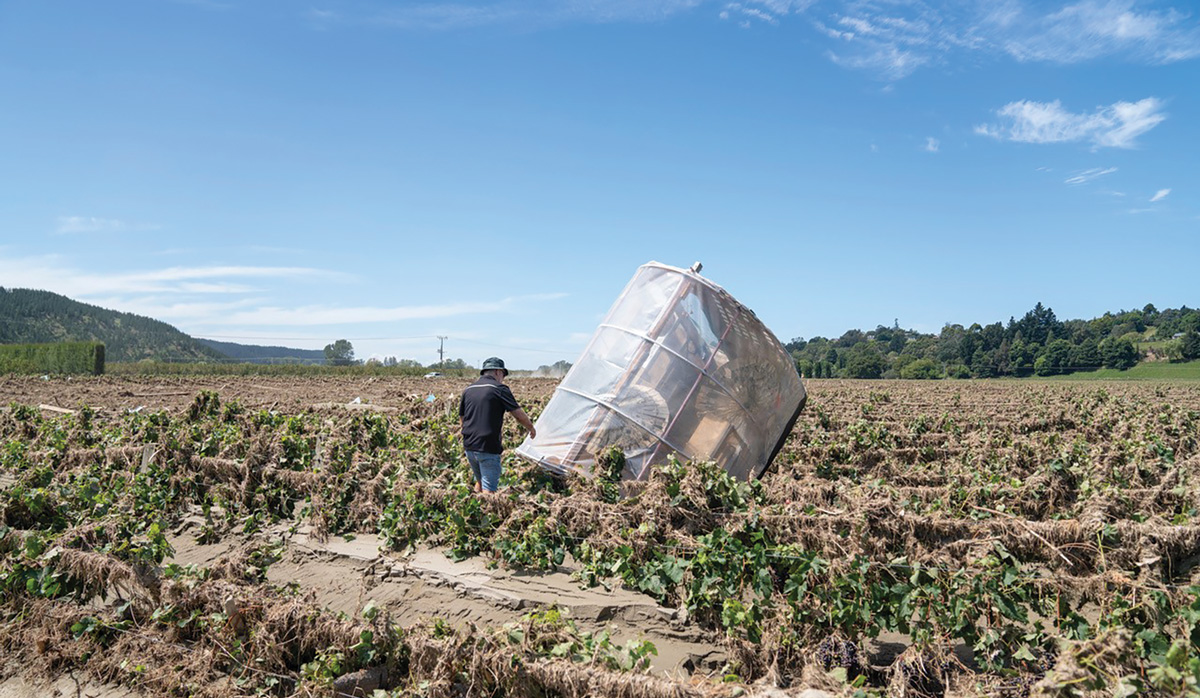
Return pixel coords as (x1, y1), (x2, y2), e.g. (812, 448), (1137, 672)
(459, 375), (520, 454)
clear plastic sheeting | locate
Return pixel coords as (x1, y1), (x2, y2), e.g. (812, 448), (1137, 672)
(516, 261), (806, 482)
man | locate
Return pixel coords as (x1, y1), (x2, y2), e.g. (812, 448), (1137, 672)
(459, 357), (536, 493)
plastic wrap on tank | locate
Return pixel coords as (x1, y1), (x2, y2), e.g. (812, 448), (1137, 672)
(515, 261), (806, 481)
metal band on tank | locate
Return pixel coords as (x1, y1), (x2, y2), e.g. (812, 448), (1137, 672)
(593, 322), (758, 426)
(554, 386), (691, 458)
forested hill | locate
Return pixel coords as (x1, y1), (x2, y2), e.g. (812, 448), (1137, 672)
(0, 287), (227, 363)
(196, 338), (325, 364)
(788, 303), (1200, 379)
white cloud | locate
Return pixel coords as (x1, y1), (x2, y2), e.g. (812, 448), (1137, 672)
(818, 0), (1200, 78)
(1001, 0), (1200, 64)
(85, 297), (262, 321)
(720, 0), (815, 26)
(1, 251), (571, 362)
(312, 1), (1200, 80)
(827, 44), (930, 79)
(976, 97), (1165, 148)
(0, 255), (344, 298)
(56, 216), (127, 234)
(1150, 188), (1171, 202)
(924, 137), (940, 152)
(218, 293), (568, 326)
(1064, 167), (1117, 184)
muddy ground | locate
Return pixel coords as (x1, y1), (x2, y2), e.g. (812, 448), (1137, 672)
(4, 374), (1200, 698)
(0, 375), (743, 696)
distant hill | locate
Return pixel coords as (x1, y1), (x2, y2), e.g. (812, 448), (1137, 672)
(0, 287), (227, 363)
(197, 338), (325, 365)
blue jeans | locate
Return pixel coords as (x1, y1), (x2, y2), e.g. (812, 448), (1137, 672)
(466, 451), (502, 492)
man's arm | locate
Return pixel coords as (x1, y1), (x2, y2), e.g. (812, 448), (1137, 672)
(511, 408), (536, 440)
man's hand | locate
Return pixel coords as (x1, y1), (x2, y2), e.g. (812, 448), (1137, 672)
(513, 408), (536, 439)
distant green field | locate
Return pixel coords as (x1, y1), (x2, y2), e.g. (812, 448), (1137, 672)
(1043, 361), (1200, 381)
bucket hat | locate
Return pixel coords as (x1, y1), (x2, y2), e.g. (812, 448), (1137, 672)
(481, 357), (509, 376)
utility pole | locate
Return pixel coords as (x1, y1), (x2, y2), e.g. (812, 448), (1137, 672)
(437, 336), (447, 368)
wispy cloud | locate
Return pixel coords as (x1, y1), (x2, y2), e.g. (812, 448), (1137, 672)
(1150, 188), (1171, 202)
(803, 1), (1198, 78)
(56, 216), (164, 235)
(721, 4), (779, 28)
(56, 216), (127, 234)
(84, 297), (263, 321)
(924, 137), (940, 152)
(975, 97), (1166, 148)
(721, 1), (814, 27)
(217, 293), (568, 326)
(1064, 167), (1117, 184)
(813, 5), (977, 79)
(1000, 0), (1200, 64)
(0, 251), (565, 324)
(309, 1), (1200, 79)
(0, 255), (345, 298)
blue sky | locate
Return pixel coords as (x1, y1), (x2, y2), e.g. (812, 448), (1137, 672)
(1, 0), (1197, 368)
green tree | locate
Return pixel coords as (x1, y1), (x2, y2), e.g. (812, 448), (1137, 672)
(1035, 339), (1073, 376)
(1069, 339), (1102, 371)
(937, 324), (966, 365)
(842, 345), (887, 379)
(970, 347), (996, 378)
(1181, 330), (1200, 361)
(795, 358), (814, 378)
(1100, 338), (1138, 370)
(892, 353), (917, 374)
(900, 358), (941, 379)
(324, 339), (356, 366)
(835, 329), (867, 348)
(945, 364), (972, 379)
(1009, 337), (1037, 377)
(1014, 303), (1063, 346)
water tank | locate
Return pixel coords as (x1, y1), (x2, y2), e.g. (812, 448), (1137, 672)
(515, 261), (806, 481)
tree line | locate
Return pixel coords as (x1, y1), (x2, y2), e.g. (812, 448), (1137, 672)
(0, 287), (223, 363)
(788, 303), (1200, 379)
